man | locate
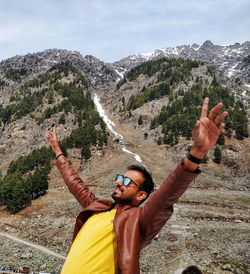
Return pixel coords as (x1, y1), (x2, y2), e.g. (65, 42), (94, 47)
(45, 98), (227, 274)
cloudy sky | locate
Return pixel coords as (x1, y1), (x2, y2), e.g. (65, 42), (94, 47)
(0, 0), (249, 62)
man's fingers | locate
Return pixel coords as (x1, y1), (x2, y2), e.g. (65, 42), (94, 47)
(200, 97), (209, 118)
(208, 102), (224, 121)
(214, 111), (228, 125)
(45, 126), (57, 141)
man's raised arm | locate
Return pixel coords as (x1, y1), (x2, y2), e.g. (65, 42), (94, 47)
(45, 127), (97, 208)
(139, 98), (228, 246)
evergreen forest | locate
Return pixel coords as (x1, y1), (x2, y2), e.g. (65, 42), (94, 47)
(0, 62), (108, 212)
(117, 58), (248, 146)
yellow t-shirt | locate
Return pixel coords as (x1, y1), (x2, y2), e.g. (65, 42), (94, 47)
(61, 209), (117, 274)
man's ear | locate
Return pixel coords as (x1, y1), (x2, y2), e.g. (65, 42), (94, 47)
(137, 191), (147, 202)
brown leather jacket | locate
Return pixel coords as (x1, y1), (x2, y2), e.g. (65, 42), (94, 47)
(56, 156), (200, 274)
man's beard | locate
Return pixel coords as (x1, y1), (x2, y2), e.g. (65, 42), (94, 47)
(111, 193), (133, 205)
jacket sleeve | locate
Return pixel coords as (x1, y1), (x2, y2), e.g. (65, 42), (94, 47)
(139, 160), (200, 247)
(55, 156), (97, 208)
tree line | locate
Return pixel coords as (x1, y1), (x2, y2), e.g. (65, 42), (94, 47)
(117, 57), (201, 89)
(151, 77), (248, 146)
(119, 58), (202, 111)
(0, 146), (53, 213)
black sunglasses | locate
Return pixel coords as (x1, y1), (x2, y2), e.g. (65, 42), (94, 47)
(115, 174), (141, 188)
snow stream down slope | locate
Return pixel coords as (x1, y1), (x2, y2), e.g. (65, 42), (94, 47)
(93, 94), (142, 163)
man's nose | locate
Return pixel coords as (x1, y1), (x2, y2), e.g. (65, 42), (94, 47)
(116, 179), (123, 187)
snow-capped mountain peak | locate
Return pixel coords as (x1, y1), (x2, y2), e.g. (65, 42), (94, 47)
(113, 41), (250, 82)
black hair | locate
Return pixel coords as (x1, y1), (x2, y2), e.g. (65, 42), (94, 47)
(182, 265), (203, 274)
(127, 164), (155, 204)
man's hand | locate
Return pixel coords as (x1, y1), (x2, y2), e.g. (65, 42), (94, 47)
(192, 97), (228, 154)
(183, 97), (228, 171)
(45, 127), (63, 157)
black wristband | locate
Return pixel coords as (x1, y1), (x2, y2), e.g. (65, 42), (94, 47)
(56, 153), (64, 160)
(186, 151), (203, 164)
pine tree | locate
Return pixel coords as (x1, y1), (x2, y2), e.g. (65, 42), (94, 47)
(163, 132), (178, 146)
(4, 173), (31, 213)
(81, 144), (91, 160)
(217, 133), (225, 145)
(231, 104), (249, 140)
(213, 146), (222, 164)
(59, 113), (66, 124)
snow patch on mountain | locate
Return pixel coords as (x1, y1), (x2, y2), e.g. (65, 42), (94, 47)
(93, 94), (142, 162)
(113, 41), (250, 83)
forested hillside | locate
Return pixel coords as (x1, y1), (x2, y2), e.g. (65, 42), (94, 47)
(115, 57), (248, 145)
(0, 61), (108, 212)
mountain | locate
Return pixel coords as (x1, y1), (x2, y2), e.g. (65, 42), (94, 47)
(1, 41), (249, 97)
(113, 40), (250, 83)
(0, 42), (249, 201)
(0, 42), (249, 274)
(0, 49), (118, 94)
